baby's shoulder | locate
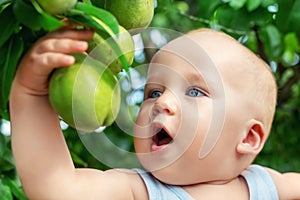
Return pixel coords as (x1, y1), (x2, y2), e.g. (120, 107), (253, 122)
(108, 168), (149, 200)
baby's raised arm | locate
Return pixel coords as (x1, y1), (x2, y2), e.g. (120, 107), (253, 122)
(10, 27), (144, 199)
(266, 167), (300, 199)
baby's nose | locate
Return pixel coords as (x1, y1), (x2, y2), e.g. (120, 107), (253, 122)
(152, 91), (178, 116)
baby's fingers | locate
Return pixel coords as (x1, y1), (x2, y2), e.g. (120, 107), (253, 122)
(16, 52), (76, 95)
(36, 52), (75, 69)
(14, 28), (94, 95)
(36, 38), (89, 54)
(45, 28), (94, 41)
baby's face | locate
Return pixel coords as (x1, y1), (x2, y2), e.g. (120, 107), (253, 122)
(133, 30), (270, 184)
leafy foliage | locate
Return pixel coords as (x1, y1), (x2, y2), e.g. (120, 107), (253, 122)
(0, 0), (299, 199)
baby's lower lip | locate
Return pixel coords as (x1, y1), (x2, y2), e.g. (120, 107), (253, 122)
(151, 142), (170, 152)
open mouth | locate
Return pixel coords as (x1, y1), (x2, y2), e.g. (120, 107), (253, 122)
(152, 127), (173, 147)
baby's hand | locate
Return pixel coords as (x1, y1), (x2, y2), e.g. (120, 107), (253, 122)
(14, 26), (94, 95)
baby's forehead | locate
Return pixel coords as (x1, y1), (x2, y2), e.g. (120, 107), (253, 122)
(150, 31), (245, 76)
(149, 46), (212, 81)
(164, 29), (267, 75)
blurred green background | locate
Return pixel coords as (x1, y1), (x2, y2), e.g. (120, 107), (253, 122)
(1, 0), (300, 199)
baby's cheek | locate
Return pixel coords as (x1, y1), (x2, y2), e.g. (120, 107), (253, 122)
(135, 103), (152, 125)
(180, 101), (214, 158)
(134, 138), (147, 154)
(134, 109), (151, 153)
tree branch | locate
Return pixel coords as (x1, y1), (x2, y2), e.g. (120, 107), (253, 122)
(277, 64), (300, 106)
(253, 26), (269, 63)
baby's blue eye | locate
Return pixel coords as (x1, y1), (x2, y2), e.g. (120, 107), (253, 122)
(186, 88), (204, 97)
(149, 90), (162, 98)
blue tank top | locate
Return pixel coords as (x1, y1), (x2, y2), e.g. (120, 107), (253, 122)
(241, 164), (279, 200)
(134, 164), (279, 200)
(133, 168), (194, 199)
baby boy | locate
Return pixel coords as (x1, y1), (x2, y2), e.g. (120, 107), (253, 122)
(10, 27), (300, 199)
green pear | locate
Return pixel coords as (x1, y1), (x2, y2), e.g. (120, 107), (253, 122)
(88, 26), (134, 74)
(106, 0), (154, 35)
(36, 0), (77, 15)
(49, 53), (121, 132)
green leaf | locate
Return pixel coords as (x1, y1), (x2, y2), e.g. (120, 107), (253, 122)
(276, 0), (295, 32)
(72, 2), (119, 35)
(249, 7), (272, 26)
(281, 49), (297, 66)
(284, 32), (299, 52)
(0, 5), (20, 47)
(0, 35), (24, 115)
(289, 0), (300, 32)
(215, 5), (250, 31)
(0, 0), (11, 5)
(67, 11), (110, 38)
(0, 148), (15, 172)
(259, 24), (282, 60)
(244, 31), (258, 53)
(2, 177), (28, 200)
(281, 32), (300, 66)
(39, 13), (65, 31)
(0, 133), (6, 157)
(261, 0), (276, 8)
(229, 0), (247, 10)
(246, 0), (261, 12)
(13, 0), (64, 31)
(30, 0), (65, 31)
(13, 0), (43, 30)
(275, 0), (300, 32)
(0, 179), (13, 200)
(198, 0), (222, 19)
(0, 0), (11, 7)
(90, 0), (105, 8)
(71, 151), (87, 167)
(0, 0), (12, 13)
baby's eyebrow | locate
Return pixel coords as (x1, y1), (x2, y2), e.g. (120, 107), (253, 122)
(186, 72), (210, 91)
(143, 82), (161, 90)
(186, 72), (206, 84)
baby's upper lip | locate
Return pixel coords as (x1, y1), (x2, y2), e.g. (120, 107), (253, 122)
(151, 122), (174, 146)
(151, 121), (169, 135)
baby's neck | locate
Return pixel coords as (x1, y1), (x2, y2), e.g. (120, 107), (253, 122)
(183, 176), (249, 200)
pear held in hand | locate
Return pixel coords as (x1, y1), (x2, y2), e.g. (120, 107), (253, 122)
(49, 54), (121, 132)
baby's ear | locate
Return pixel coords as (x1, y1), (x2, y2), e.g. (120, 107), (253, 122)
(236, 119), (265, 155)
